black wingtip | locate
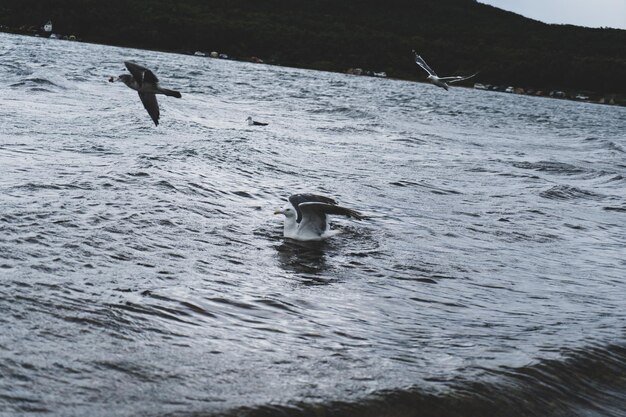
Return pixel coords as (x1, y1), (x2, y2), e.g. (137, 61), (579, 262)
(347, 209), (366, 221)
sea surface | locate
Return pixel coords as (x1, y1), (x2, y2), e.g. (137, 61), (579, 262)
(1, 32), (625, 417)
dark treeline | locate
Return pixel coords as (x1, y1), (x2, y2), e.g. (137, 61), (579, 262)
(2, 0), (625, 94)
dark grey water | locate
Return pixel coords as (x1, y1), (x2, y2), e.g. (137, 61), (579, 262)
(1, 32), (625, 417)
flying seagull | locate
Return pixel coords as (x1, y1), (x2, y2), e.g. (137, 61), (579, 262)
(247, 116), (268, 126)
(413, 50), (477, 91)
(109, 61), (182, 126)
(275, 194), (364, 241)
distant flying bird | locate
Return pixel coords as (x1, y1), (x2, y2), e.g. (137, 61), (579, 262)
(109, 61), (182, 126)
(412, 50), (477, 91)
(246, 116), (268, 126)
(275, 194), (364, 241)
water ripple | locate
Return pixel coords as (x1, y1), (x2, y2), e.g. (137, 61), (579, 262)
(0, 31), (625, 417)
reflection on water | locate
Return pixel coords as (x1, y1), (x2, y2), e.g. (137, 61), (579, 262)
(275, 240), (330, 276)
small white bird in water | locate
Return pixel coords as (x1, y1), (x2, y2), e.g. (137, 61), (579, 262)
(275, 194), (364, 241)
(109, 61), (181, 126)
(246, 116), (268, 126)
(413, 50), (477, 91)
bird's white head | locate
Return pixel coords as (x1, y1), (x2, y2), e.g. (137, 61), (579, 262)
(274, 205), (296, 219)
(275, 204), (299, 238)
(246, 116), (253, 125)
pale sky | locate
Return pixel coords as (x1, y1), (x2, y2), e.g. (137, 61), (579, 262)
(478, 0), (626, 30)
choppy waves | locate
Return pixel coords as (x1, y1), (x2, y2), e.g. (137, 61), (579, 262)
(1, 32), (625, 417)
(222, 342), (626, 417)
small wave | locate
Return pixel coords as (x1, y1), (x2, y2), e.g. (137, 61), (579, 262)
(540, 185), (604, 201)
(0, 393), (49, 414)
(606, 175), (624, 183)
(512, 161), (586, 175)
(126, 171), (150, 177)
(13, 182), (62, 191)
(155, 180), (178, 191)
(391, 136), (427, 145)
(11, 182), (94, 192)
(390, 180), (461, 195)
(605, 141), (626, 153)
(310, 105), (373, 119)
(584, 137), (626, 153)
(603, 206), (626, 213)
(10, 77), (63, 90)
(231, 190), (256, 199)
(108, 300), (198, 326)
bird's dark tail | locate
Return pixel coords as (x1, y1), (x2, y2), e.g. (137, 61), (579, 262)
(162, 89), (182, 98)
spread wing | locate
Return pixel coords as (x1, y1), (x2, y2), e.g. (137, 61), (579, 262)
(296, 202), (364, 235)
(138, 92), (160, 126)
(440, 72), (479, 83)
(296, 203), (329, 235)
(413, 51), (438, 77)
(299, 202), (364, 222)
(125, 61), (159, 86)
(289, 194), (338, 223)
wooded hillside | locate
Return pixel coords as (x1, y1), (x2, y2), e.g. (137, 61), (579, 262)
(2, 0), (625, 94)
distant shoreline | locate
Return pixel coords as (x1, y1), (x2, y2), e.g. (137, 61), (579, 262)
(1, 28), (624, 108)
(2, 0), (626, 101)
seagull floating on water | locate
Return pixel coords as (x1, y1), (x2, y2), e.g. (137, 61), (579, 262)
(413, 50), (477, 91)
(109, 61), (181, 126)
(275, 194), (364, 241)
(247, 116), (268, 126)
